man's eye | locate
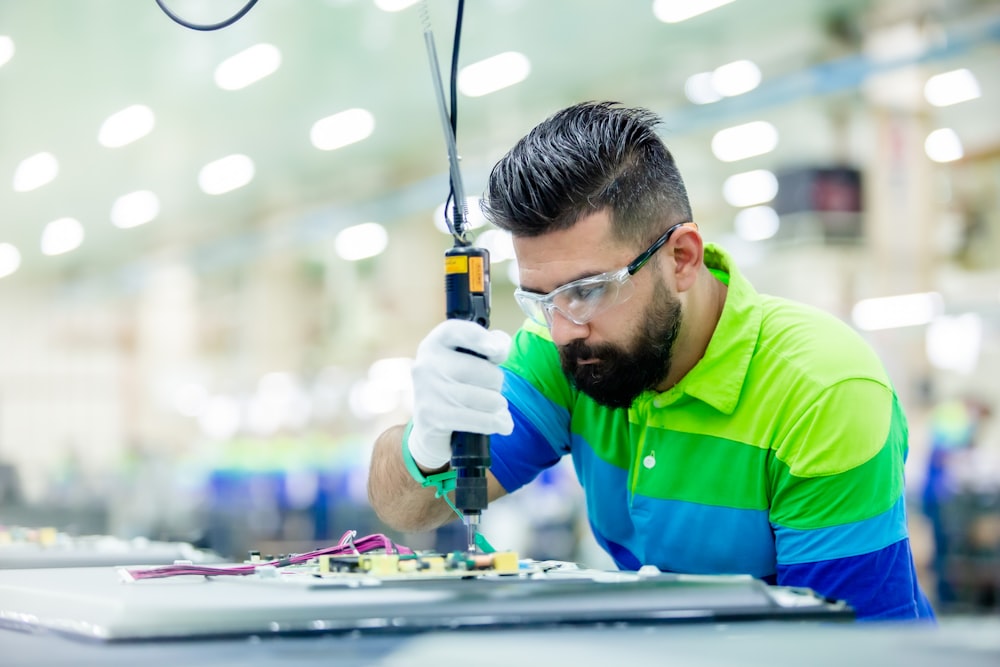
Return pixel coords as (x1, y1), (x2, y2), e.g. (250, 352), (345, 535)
(568, 282), (608, 302)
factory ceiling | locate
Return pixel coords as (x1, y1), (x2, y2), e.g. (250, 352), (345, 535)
(0, 0), (997, 291)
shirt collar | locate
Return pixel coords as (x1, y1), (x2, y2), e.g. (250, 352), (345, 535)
(653, 243), (761, 414)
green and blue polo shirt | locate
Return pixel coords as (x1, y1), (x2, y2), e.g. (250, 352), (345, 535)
(489, 243), (933, 620)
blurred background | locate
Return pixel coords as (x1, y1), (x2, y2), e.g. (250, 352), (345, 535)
(0, 0), (997, 614)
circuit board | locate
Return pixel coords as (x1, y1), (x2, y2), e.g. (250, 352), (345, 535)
(117, 531), (533, 584)
(0, 531), (854, 641)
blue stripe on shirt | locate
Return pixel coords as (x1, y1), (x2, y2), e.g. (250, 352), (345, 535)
(774, 494), (910, 565)
(489, 375), (566, 493)
(630, 496), (777, 577)
(777, 538), (936, 620)
(502, 370), (571, 453)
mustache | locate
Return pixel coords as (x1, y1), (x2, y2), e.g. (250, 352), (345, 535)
(560, 339), (601, 363)
(559, 339), (619, 375)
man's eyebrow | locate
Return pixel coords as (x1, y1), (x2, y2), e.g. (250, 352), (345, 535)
(518, 269), (611, 295)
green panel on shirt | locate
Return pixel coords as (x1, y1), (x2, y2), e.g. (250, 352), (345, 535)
(769, 434), (904, 529)
(631, 428), (770, 510)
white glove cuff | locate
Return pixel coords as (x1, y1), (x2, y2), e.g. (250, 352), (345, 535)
(404, 423), (451, 471)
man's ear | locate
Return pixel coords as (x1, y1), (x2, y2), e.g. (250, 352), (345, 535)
(670, 225), (703, 293)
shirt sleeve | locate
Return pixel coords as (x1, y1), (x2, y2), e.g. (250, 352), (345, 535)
(777, 539), (935, 620)
(490, 324), (574, 493)
(768, 378), (934, 620)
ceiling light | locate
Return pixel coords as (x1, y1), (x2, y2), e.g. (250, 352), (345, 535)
(684, 72), (722, 105)
(711, 59), (761, 97)
(374, 0), (420, 11)
(0, 243), (21, 279)
(458, 51), (531, 97)
(711, 121), (778, 162)
(12, 152), (58, 192)
(310, 108), (375, 150)
(926, 313), (982, 374)
(198, 154), (255, 194)
(924, 68), (980, 107)
(653, 0), (735, 23)
(475, 229), (515, 263)
(111, 190), (160, 228)
(924, 128), (963, 163)
(214, 43), (282, 91)
(173, 382), (208, 417)
(335, 222), (388, 261)
(852, 292), (942, 331)
(0, 36), (14, 68)
(723, 169), (777, 207)
(40, 218), (85, 256)
(198, 395), (242, 440)
(98, 104), (155, 148)
(734, 206), (779, 241)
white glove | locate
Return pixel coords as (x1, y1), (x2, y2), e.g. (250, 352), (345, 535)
(407, 319), (514, 470)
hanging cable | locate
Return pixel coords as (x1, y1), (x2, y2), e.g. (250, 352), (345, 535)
(154, 0), (260, 31)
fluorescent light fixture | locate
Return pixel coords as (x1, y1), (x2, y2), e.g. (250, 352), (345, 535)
(926, 313), (982, 374)
(13, 152), (58, 192)
(434, 196), (487, 234)
(723, 169), (777, 207)
(712, 59), (761, 97)
(111, 190), (160, 228)
(684, 72), (722, 105)
(98, 105), (155, 148)
(925, 128), (963, 163)
(0, 35), (14, 68)
(335, 222), (388, 261)
(374, 0), (420, 11)
(852, 291), (943, 331)
(214, 43), (282, 91)
(41, 217), (85, 256)
(198, 395), (242, 439)
(734, 206), (779, 241)
(174, 382), (209, 417)
(368, 357), (413, 385)
(247, 372), (310, 436)
(458, 51), (531, 97)
(198, 154), (255, 194)
(924, 68), (981, 107)
(310, 108), (375, 150)
(711, 120), (778, 162)
(653, 0), (735, 23)
(0, 243), (21, 279)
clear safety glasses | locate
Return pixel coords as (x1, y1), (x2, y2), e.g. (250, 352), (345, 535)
(514, 221), (694, 328)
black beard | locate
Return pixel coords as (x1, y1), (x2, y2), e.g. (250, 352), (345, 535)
(559, 280), (682, 409)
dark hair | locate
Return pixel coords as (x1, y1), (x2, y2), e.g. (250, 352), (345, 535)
(481, 101), (692, 245)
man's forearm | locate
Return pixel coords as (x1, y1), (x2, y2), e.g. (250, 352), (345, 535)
(367, 423), (458, 532)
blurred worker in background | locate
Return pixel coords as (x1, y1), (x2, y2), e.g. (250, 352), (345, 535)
(368, 101), (934, 621)
(920, 396), (997, 609)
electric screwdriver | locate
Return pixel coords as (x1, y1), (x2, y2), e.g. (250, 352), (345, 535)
(419, 0), (490, 553)
(444, 242), (492, 553)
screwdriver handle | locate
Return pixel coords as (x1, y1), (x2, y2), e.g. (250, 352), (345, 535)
(444, 245), (492, 518)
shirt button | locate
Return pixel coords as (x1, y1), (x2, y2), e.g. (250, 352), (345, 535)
(643, 453), (656, 469)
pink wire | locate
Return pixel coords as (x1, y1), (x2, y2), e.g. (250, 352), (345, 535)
(123, 532), (414, 581)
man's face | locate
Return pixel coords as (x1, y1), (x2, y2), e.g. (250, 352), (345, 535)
(513, 210), (683, 409)
(559, 276), (682, 408)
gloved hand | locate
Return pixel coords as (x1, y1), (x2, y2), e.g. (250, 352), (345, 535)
(407, 319), (514, 471)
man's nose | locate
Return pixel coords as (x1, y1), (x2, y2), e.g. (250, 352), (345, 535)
(547, 309), (590, 347)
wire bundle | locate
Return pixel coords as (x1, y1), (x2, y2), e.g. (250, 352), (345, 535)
(120, 531), (413, 581)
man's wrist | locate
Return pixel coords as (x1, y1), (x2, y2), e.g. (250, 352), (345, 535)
(403, 421), (452, 472)
(402, 422), (448, 480)
(401, 422), (457, 499)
